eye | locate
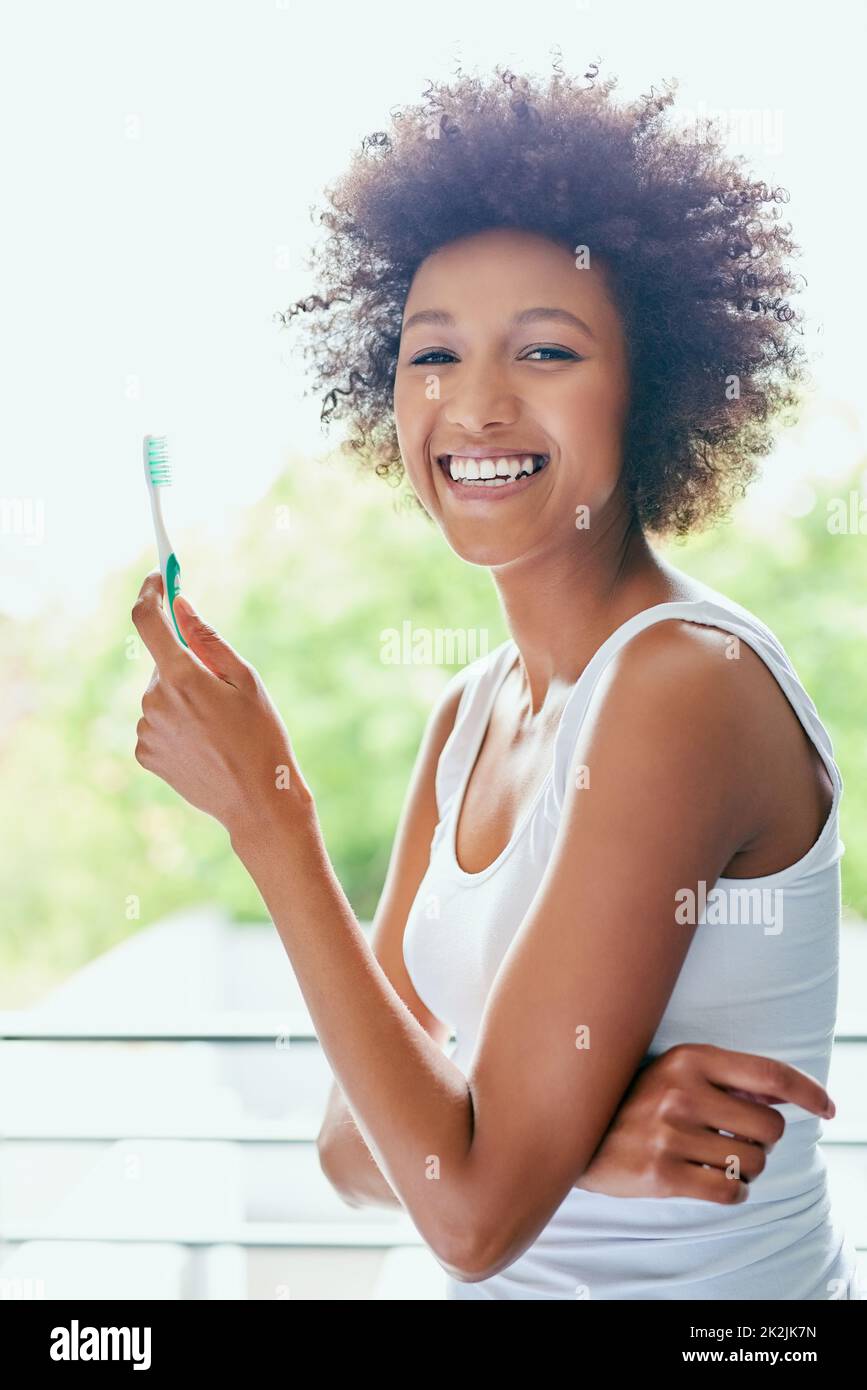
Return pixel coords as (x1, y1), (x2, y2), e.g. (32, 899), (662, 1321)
(408, 348), (458, 365)
(519, 345), (583, 362)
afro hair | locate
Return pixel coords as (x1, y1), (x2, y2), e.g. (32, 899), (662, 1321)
(277, 60), (809, 539)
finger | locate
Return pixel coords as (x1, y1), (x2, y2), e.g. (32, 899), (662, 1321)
(687, 1086), (786, 1149)
(673, 1126), (768, 1180)
(726, 1087), (786, 1107)
(693, 1045), (834, 1118)
(172, 592), (252, 687)
(132, 570), (187, 675)
(659, 1155), (749, 1204)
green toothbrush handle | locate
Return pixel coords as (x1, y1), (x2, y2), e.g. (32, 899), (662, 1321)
(165, 551), (189, 647)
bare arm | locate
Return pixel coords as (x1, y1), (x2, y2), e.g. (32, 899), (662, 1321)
(318, 644), (833, 1212)
(131, 561), (833, 1275)
(231, 621), (769, 1278)
(319, 651), (835, 1214)
(315, 669), (466, 1208)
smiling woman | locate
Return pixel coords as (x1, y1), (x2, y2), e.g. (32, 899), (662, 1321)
(258, 62), (863, 1301)
(393, 227), (632, 551)
(279, 63), (806, 540)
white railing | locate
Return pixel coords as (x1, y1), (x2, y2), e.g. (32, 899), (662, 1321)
(1, 906), (865, 1299)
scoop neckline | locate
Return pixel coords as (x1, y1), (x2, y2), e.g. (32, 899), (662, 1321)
(445, 599), (844, 888)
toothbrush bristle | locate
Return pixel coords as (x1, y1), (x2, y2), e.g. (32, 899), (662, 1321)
(145, 434), (172, 486)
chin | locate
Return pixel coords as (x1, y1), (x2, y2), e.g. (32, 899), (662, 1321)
(438, 526), (527, 569)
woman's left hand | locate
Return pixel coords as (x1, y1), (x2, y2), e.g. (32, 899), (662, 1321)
(132, 569), (315, 842)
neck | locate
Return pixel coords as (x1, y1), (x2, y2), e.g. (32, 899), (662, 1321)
(490, 499), (677, 714)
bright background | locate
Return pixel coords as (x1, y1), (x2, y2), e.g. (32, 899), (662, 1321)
(1, 0), (866, 1002)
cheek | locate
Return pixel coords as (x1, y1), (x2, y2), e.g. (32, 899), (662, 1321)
(538, 374), (628, 509)
(394, 376), (435, 468)
(574, 369), (616, 415)
(554, 369), (629, 454)
(392, 377), (412, 453)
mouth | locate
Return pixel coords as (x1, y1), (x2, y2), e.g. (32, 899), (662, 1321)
(435, 453), (550, 497)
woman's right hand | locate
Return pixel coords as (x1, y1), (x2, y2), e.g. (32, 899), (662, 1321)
(574, 1043), (836, 1203)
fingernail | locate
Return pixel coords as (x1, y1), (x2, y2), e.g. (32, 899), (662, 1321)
(825, 1100), (836, 1118)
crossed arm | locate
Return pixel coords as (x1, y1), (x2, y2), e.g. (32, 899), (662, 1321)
(233, 621), (763, 1281)
(131, 575), (833, 1280)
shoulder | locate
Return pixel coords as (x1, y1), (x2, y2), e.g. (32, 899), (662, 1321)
(561, 616), (773, 844)
(594, 614), (782, 742)
(612, 614), (739, 673)
(588, 617), (748, 731)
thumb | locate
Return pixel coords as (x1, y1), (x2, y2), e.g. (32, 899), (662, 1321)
(173, 593), (250, 684)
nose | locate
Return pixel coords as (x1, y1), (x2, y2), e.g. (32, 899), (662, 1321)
(441, 362), (520, 434)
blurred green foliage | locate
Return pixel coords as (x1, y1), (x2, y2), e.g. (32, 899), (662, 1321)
(1, 452), (864, 1004)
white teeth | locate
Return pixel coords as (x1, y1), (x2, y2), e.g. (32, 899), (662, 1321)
(446, 454), (547, 484)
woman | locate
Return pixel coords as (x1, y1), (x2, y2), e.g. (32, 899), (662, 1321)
(133, 65), (860, 1299)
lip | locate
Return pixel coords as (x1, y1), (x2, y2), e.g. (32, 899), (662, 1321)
(435, 452), (551, 503)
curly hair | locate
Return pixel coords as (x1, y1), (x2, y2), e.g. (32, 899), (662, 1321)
(276, 60), (809, 539)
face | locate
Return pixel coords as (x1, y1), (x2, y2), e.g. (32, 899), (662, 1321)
(393, 227), (632, 565)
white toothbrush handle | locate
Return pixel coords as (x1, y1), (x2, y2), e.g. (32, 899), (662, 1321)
(147, 485), (187, 647)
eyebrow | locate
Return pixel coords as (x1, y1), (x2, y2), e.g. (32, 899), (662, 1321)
(401, 306), (596, 340)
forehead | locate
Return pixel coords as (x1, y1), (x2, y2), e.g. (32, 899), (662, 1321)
(402, 227), (619, 333)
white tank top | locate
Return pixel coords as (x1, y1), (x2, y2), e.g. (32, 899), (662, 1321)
(403, 580), (860, 1300)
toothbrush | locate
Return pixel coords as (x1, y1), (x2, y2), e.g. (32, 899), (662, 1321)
(142, 433), (188, 647)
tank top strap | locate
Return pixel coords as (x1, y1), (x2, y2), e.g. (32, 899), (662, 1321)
(547, 597), (845, 866)
(434, 639), (516, 822)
